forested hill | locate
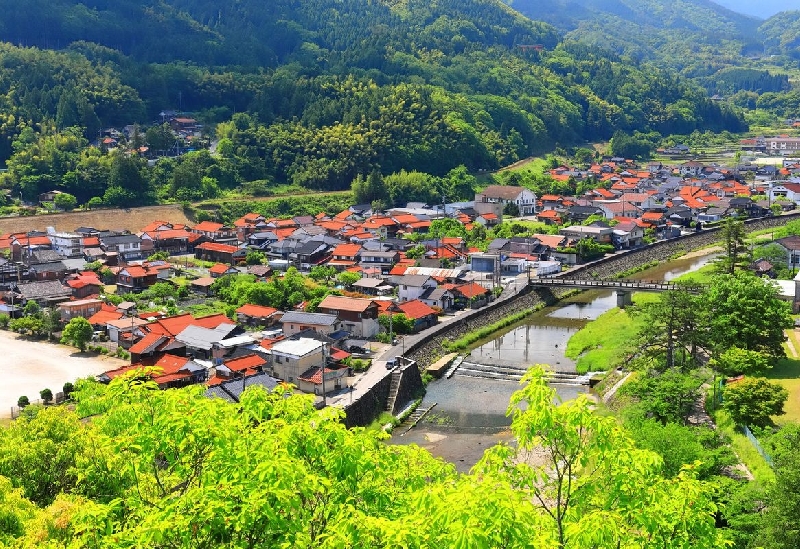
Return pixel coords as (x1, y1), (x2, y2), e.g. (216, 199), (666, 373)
(0, 0), (746, 201)
(0, 0), (560, 67)
(505, 0), (763, 70)
(760, 11), (800, 60)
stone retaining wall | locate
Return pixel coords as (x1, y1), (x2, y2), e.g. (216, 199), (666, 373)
(343, 373), (391, 428)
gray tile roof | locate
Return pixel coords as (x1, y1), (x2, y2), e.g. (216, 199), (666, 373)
(175, 323), (239, 351)
(280, 311), (338, 326)
(16, 280), (72, 300)
(205, 372), (280, 402)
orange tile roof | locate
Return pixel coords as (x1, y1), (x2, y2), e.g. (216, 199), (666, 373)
(453, 282), (489, 299)
(209, 263), (232, 275)
(193, 221), (225, 232)
(146, 313), (231, 337)
(236, 304), (279, 317)
(129, 332), (169, 355)
(88, 308), (124, 325)
(298, 366), (339, 385)
(144, 229), (192, 240)
(397, 299), (437, 320)
(391, 214), (420, 224)
(364, 216), (397, 227)
(331, 243), (362, 257)
(196, 242), (239, 253)
(224, 353), (267, 373)
(140, 220), (174, 232)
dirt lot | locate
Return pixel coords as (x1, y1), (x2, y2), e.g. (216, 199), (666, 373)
(0, 330), (126, 417)
(0, 204), (192, 235)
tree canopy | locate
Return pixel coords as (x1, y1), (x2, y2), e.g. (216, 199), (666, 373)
(0, 366), (728, 547)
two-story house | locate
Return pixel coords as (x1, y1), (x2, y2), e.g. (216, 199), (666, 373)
(397, 274), (437, 303)
(270, 337), (325, 385)
(100, 233), (142, 262)
(191, 221), (238, 244)
(316, 295), (380, 338)
(328, 243), (362, 269)
(280, 311), (341, 337)
(475, 185), (537, 216)
(47, 229), (84, 257)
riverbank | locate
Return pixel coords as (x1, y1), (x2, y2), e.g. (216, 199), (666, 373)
(0, 330), (126, 416)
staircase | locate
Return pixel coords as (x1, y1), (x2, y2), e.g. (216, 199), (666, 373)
(385, 368), (403, 413)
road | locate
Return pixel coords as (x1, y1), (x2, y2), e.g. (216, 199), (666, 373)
(0, 330), (126, 416)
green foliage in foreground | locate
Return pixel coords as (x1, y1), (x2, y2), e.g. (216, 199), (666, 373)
(0, 367), (726, 548)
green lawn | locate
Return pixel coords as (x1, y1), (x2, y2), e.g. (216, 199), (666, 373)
(565, 301), (650, 373)
(767, 341), (800, 426)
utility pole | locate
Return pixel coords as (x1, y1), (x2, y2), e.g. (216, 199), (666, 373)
(321, 342), (327, 406)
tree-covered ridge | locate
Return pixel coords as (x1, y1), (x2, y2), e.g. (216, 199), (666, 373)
(0, 367), (727, 548)
(504, 0), (800, 99)
(0, 0), (560, 67)
(760, 11), (800, 60)
(0, 0), (747, 203)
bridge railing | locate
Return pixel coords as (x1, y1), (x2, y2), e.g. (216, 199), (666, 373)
(529, 277), (703, 292)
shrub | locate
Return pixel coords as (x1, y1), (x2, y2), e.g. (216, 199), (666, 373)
(17, 396), (29, 408)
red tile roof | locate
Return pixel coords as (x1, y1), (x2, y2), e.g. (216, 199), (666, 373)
(209, 263), (232, 275)
(224, 353), (267, 373)
(146, 313), (231, 337)
(298, 366), (339, 384)
(453, 282), (489, 299)
(129, 332), (169, 355)
(236, 304), (279, 317)
(397, 299), (437, 320)
(196, 242), (239, 253)
(331, 243), (362, 257)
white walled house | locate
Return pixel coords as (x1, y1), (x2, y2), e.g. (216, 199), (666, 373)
(475, 185), (537, 216)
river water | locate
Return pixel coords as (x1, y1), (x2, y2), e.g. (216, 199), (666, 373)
(391, 253), (716, 471)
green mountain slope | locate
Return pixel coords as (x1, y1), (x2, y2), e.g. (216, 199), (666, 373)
(760, 11), (800, 60)
(0, 0), (746, 199)
(505, 0), (761, 70)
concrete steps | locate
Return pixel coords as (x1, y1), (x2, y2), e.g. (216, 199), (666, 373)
(385, 368), (403, 412)
(456, 361), (597, 385)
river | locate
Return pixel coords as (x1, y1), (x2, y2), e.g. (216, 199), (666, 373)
(390, 253), (716, 471)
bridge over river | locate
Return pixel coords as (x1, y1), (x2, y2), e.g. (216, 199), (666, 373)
(529, 276), (704, 307)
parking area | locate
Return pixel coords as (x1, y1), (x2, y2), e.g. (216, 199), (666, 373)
(0, 330), (126, 417)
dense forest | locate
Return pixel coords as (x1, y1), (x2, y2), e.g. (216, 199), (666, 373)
(0, 0), (747, 206)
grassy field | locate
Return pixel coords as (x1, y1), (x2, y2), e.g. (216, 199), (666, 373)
(564, 294), (657, 373)
(768, 337), (800, 426)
